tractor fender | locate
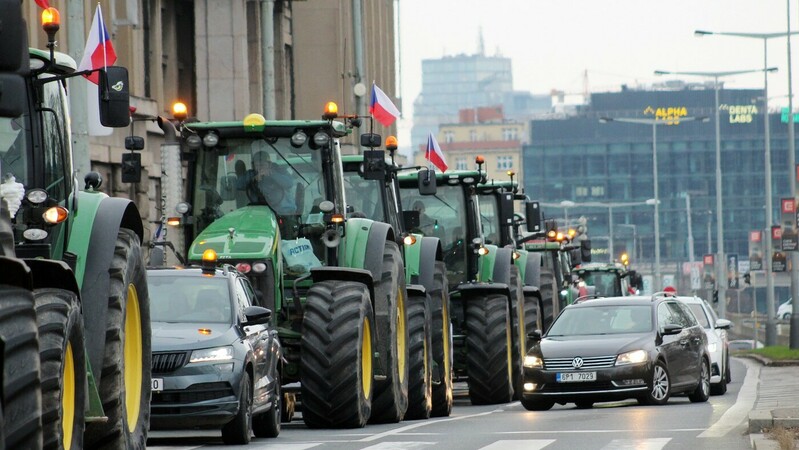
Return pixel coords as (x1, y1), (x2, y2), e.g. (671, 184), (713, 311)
(23, 259), (80, 295)
(478, 244), (500, 283)
(415, 236), (442, 292)
(363, 220), (395, 284)
(76, 196), (143, 384)
(524, 252), (542, 288)
(491, 246), (514, 286)
(0, 256), (33, 290)
(406, 284), (426, 298)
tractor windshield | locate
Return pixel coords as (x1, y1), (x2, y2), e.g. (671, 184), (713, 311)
(189, 137), (326, 240)
(401, 184), (467, 285)
(0, 115), (28, 189)
(343, 171), (384, 220)
(479, 194), (500, 246)
(580, 271), (623, 297)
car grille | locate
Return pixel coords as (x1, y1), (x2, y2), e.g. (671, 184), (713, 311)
(151, 382), (235, 405)
(152, 352), (189, 373)
(544, 355), (617, 370)
(538, 381), (616, 393)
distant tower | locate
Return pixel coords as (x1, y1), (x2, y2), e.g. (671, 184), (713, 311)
(477, 27), (485, 56)
(583, 69), (590, 104)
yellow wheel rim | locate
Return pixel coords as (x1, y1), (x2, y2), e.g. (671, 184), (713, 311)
(442, 295), (451, 379)
(124, 284), (143, 432)
(396, 288), (407, 383)
(506, 311), (513, 381)
(62, 342), (75, 450)
(362, 317), (373, 396)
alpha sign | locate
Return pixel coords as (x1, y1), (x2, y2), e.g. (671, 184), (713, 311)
(643, 106), (687, 124)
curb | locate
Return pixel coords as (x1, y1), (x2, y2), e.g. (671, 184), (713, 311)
(736, 353), (799, 367)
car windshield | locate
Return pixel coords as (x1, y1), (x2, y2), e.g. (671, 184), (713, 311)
(685, 302), (711, 328)
(547, 304), (652, 336)
(149, 275), (232, 323)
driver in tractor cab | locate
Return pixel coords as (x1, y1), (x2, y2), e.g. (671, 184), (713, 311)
(237, 149), (295, 215)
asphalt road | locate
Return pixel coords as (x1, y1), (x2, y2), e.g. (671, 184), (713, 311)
(147, 358), (758, 450)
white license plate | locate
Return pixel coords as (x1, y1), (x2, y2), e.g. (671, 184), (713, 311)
(556, 372), (596, 382)
(152, 378), (164, 392)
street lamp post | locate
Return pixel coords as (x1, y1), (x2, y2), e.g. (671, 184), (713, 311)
(695, 29), (799, 345)
(654, 68), (775, 318)
(599, 116), (708, 292)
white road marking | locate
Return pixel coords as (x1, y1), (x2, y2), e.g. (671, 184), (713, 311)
(359, 442), (436, 449)
(358, 409), (501, 442)
(496, 429), (705, 434)
(479, 439), (555, 449)
(601, 438), (670, 449)
(698, 357), (760, 438)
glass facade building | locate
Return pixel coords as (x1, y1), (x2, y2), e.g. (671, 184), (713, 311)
(523, 85), (796, 279)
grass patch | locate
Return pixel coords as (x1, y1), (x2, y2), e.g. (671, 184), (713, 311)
(744, 346), (799, 361)
(767, 426), (798, 450)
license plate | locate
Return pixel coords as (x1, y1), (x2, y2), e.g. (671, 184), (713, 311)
(152, 378), (164, 392)
(556, 372), (596, 382)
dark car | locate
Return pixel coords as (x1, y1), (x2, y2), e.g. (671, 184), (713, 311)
(521, 295), (710, 410)
(147, 254), (282, 444)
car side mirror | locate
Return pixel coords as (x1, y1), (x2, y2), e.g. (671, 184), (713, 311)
(661, 324), (683, 336)
(714, 318), (732, 330)
(526, 329), (542, 348)
(243, 305), (272, 325)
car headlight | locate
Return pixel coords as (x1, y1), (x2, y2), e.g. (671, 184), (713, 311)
(707, 342), (718, 353)
(523, 355), (543, 368)
(616, 349), (648, 366)
(190, 346), (234, 363)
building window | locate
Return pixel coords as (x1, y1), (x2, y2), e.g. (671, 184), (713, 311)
(456, 157), (467, 170)
(575, 186), (588, 197)
(591, 186), (605, 197)
(497, 155), (513, 170)
(445, 131), (454, 143)
(502, 128), (517, 141)
(470, 130), (478, 142)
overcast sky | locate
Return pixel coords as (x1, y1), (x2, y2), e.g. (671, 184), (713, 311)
(396, 0), (799, 150)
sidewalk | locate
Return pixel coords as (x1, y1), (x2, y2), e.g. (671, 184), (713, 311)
(744, 354), (799, 449)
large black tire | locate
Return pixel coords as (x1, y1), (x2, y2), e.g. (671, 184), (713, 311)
(508, 266), (525, 401)
(0, 286), (42, 450)
(465, 293), (513, 405)
(689, 358), (711, 403)
(404, 293), (432, 420)
(221, 372), (252, 444)
(253, 370), (281, 438)
(538, 269), (557, 332)
(84, 229), (151, 449)
(300, 281), (373, 428)
(429, 261), (453, 417)
(35, 289), (87, 450)
(369, 241), (409, 424)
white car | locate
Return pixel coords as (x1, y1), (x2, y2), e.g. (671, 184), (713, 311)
(676, 295), (732, 395)
(777, 299), (793, 320)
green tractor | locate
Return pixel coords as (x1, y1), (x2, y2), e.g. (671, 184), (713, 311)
(572, 262), (644, 297)
(0, 3), (151, 449)
(159, 105), (409, 428)
(396, 161), (524, 404)
(340, 139), (453, 418)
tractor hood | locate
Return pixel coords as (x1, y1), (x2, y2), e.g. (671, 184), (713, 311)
(188, 206), (279, 261)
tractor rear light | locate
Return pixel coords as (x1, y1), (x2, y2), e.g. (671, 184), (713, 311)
(403, 234), (416, 246)
(236, 262), (252, 273)
(23, 228), (48, 241)
(43, 206), (68, 224)
(26, 189), (48, 205)
(252, 262), (267, 273)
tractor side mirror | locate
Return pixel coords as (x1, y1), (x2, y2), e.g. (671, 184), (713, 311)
(580, 239), (592, 263)
(0, 0), (28, 73)
(525, 201), (541, 233)
(360, 133), (381, 148)
(418, 168), (437, 195)
(499, 192), (514, 227)
(362, 150), (386, 180)
(98, 66), (131, 127)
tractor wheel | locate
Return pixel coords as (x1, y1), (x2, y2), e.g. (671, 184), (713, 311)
(538, 269), (557, 331)
(301, 281), (373, 428)
(84, 229), (151, 449)
(35, 289), (87, 450)
(0, 286), (42, 450)
(465, 293), (514, 405)
(369, 241), (409, 424)
(429, 261), (453, 417)
(404, 293), (432, 420)
(508, 266), (525, 401)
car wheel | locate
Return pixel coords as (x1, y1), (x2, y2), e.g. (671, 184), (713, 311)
(724, 353), (732, 384)
(641, 360), (670, 405)
(222, 372), (252, 444)
(689, 358), (711, 403)
(574, 401), (593, 409)
(520, 397), (554, 411)
(711, 354), (728, 395)
(253, 371), (281, 438)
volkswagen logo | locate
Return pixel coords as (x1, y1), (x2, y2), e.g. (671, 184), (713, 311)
(571, 357), (584, 369)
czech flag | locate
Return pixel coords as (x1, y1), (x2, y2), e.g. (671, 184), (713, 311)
(425, 132), (448, 173)
(78, 5), (117, 85)
(369, 84), (401, 127)
(34, 0), (50, 8)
